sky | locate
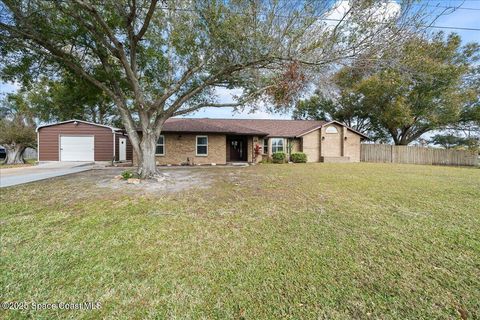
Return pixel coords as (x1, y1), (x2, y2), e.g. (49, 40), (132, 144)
(1, 0), (479, 120)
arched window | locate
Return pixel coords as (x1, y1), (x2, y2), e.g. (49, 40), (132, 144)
(325, 126), (338, 134)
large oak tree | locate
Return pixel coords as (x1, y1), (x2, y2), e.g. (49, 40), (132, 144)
(1, 0), (428, 177)
(294, 34), (479, 145)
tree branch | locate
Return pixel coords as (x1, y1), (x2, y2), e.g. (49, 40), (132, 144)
(134, 0), (158, 42)
(152, 63), (205, 109)
(73, 0), (146, 108)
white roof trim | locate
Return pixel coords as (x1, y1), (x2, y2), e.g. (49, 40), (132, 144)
(323, 121), (369, 139)
(36, 119), (122, 133)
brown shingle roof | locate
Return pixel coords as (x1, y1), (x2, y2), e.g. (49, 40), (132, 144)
(160, 118), (327, 137)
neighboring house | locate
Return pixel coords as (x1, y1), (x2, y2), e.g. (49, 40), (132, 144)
(36, 120), (132, 162)
(136, 118), (368, 165)
(36, 118), (367, 164)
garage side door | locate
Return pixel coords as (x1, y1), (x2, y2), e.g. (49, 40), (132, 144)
(60, 136), (94, 161)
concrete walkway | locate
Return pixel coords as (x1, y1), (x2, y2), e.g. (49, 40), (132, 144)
(0, 162), (93, 188)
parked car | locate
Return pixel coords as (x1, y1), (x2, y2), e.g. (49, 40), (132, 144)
(0, 146), (6, 159)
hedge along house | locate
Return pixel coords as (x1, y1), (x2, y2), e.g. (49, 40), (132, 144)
(133, 118), (368, 166)
(36, 120), (132, 162)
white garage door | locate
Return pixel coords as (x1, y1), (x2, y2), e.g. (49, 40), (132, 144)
(60, 136), (95, 161)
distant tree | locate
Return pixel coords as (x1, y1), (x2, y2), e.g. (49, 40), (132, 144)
(27, 72), (121, 127)
(293, 90), (389, 141)
(353, 34), (478, 145)
(430, 134), (478, 150)
(454, 66), (480, 138)
(430, 66), (480, 151)
(297, 34), (479, 145)
(0, 94), (36, 164)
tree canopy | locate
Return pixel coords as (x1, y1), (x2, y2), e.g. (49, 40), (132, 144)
(0, 0), (440, 176)
(26, 73), (121, 127)
(294, 33), (479, 145)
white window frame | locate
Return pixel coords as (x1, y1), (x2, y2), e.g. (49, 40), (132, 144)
(263, 138), (269, 155)
(156, 135), (165, 156)
(196, 135), (208, 156)
(325, 125), (338, 134)
(271, 138), (284, 153)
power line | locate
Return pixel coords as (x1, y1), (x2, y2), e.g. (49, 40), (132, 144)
(425, 25), (480, 31)
(159, 6), (480, 32)
(421, 4), (480, 11)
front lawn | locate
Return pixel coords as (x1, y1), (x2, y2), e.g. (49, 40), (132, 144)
(1, 163), (479, 319)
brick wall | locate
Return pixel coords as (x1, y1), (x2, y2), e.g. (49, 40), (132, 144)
(320, 123), (342, 157)
(343, 129), (361, 162)
(301, 130), (320, 162)
(133, 133), (227, 165)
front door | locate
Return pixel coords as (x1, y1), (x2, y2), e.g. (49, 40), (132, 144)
(119, 137), (127, 161)
(228, 136), (247, 161)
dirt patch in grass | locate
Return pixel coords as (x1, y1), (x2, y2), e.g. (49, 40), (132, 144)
(96, 167), (226, 194)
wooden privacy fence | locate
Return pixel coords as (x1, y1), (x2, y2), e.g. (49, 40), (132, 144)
(361, 144), (478, 166)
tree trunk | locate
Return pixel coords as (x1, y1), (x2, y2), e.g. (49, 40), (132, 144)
(136, 132), (159, 178)
(3, 145), (27, 165)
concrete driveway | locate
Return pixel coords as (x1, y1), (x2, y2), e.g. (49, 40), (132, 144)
(0, 162), (93, 188)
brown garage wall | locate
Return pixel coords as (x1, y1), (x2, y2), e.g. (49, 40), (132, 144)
(133, 133), (227, 165)
(38, 122), (114, 161)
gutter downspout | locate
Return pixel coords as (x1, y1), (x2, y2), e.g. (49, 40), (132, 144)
(112, 132), (116, 165)
(37, 131), (40, 163)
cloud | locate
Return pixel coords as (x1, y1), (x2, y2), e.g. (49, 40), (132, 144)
(324, 0), (401, 28)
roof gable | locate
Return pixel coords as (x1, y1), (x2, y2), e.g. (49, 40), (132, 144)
(36, 119), (122, 132)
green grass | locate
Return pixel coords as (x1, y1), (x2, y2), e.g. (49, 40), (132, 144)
(1, 163), (479, 319)
(0, 158), (36, 169)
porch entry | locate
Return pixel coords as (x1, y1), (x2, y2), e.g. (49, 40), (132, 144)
(227, 135), (247, 161)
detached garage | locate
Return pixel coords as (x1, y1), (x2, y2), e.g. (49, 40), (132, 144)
(37, 120), (132, 162)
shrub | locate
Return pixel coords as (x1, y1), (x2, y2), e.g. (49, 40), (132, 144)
(272, 152), (286, 163)
(259, 157), (273, 164)
(121, 170), (134, 179)
(290, 152), (307, 163)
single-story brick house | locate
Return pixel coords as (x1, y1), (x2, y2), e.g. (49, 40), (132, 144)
(36, 118), (367, 164)
(135, 118), (368, 165)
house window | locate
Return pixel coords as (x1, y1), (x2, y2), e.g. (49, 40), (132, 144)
(263, 139), (268, 154)
(156, 135), (165, 155)
(271, 138), (284, 153)
(325, 126), (338, 134)
(196, 135), (208, 156)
